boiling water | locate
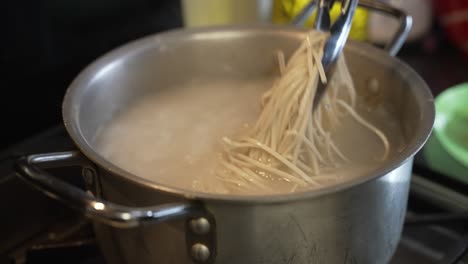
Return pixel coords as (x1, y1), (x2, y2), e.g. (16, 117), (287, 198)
(95, 78), (405, 195)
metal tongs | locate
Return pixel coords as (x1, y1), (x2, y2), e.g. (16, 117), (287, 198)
(293, 0), (359, 110)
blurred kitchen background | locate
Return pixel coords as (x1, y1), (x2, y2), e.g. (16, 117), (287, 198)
(2, 1), (468, 263)
(1, 0), (467, 149)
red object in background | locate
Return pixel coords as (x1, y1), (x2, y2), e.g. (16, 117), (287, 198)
(434, 0), (468, 56)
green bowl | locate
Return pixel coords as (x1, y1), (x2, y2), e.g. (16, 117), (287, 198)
(434, 83), (468, 168)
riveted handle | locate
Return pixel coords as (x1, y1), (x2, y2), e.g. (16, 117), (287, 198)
(15, 151), (198, 228)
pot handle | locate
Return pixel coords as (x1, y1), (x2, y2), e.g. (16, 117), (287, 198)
(358, 0), (412, 56)
(15, 151), (199, 228)
(293, 0), (412, 56)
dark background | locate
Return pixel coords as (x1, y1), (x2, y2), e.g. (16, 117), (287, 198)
(1, 0), (183, 149)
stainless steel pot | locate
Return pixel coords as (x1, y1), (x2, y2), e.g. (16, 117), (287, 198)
(15, 3), (434, 264)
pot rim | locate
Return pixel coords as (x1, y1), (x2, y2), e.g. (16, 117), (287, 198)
(63, 24), (434, 204)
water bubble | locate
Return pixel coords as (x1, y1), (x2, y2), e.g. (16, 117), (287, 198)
(368, 78), (380, 93)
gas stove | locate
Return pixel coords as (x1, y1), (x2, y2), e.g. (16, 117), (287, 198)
(0, 125), (467, 264)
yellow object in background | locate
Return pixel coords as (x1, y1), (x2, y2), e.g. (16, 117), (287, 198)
(181, 0), (272, 27)
(272, 0), (369, 41)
